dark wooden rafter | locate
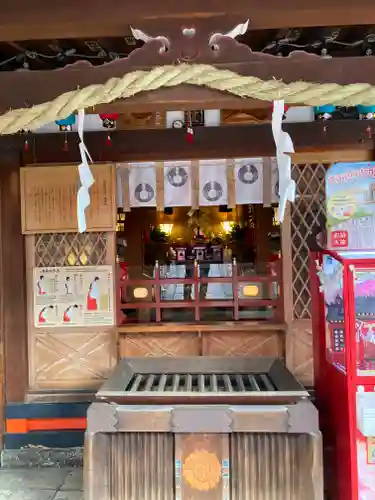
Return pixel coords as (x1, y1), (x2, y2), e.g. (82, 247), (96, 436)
(19, 121), (373, 165)
(0, 0), (374, 41)
(3, 18), (375, 113)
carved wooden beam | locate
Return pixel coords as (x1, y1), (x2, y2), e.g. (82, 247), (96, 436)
(1, 51), (375, 112)
(93, 89), (271, 114)
(18, 121), (373, 165)
(1, 19), (375, 112)
(0, 0), (374, 41)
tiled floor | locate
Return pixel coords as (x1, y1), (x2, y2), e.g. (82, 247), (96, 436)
(0, 468), (83, 500)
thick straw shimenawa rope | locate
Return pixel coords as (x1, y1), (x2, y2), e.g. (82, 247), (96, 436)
(2, 63), (375, 135)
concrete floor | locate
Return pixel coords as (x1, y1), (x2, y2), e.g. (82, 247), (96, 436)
(0, 468), (82, 500)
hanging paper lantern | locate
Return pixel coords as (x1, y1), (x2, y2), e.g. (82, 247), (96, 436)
(314, 105), (336, 121)
(357, 105), (375, 120)
(99, 113), (119, 129)
(55, 113), (76, 132)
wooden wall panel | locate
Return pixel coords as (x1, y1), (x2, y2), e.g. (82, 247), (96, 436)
(120, 333), (200, 357)
(30, 329), (116, 390)
(26, 231), (117, 392)
(119, 329), (284, 359)
(202, 330), (284, 358)
(286, 319), (313, 386)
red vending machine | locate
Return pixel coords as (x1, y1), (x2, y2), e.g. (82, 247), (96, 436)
(312, 161), (375, 500)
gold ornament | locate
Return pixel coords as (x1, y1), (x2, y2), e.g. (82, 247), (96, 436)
(182, 450), (222, 491)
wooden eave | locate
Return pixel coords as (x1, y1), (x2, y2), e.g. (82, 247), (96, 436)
(0, 0), (374, 40)
(0, 16), (373, 113)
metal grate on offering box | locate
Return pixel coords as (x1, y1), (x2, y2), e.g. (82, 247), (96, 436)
(96, 357), (308, 404)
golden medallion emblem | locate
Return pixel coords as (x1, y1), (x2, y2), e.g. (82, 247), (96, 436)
(182, 450), (222, 491)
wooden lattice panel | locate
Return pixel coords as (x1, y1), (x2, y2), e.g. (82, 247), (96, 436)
(291, 163), (327, 319)
(34, 232), (107, 267)
(31, 330), (116, 389)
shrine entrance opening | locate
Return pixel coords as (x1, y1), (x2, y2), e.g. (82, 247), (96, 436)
(117, 201), (282, 325)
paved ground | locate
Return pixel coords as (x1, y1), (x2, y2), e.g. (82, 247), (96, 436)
(0, 468), (83, 500)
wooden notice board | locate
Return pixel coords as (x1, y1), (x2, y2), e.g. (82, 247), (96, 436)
(20, 163), (116, 234)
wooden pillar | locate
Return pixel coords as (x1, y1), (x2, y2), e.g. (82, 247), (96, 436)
(0, 148), (28, 409)
(281, 204), (294, 369)
(254, 205), (273, 272)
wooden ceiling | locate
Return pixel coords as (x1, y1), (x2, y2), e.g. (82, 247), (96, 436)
(0, 26), (374, 71)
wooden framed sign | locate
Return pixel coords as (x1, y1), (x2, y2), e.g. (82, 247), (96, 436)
(20, 163), (116, 234)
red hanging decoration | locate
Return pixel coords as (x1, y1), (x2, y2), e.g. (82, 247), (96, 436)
(24, 139), (29, 152)
(99, 113), (118, 146)
(63, 132), (69, 151)
(186, 111), (194, 144)
(323, 125), (327, 135)
(99, 113), (119, 129)
(186, 126), (194, 144)
(367, 125), (372, 139)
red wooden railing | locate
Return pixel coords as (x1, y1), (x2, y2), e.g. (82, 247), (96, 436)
(116, 259), (283, 325)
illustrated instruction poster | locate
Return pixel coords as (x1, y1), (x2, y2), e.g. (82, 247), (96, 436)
(326, 162), (375, 250)
(33, 266), (114, 328)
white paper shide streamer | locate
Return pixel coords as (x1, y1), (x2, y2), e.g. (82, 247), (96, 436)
(129, 162), (157, 207)
(235, 157), (263, 204)
(77, 109), (94, 233)
(199, 159), (228, 206)
(164, 161), (191, 207)
(271, 100), (295, 222)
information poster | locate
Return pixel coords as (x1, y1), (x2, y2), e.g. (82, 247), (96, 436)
(33, 266), (114, 328)
(326, 162), (375, 250)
